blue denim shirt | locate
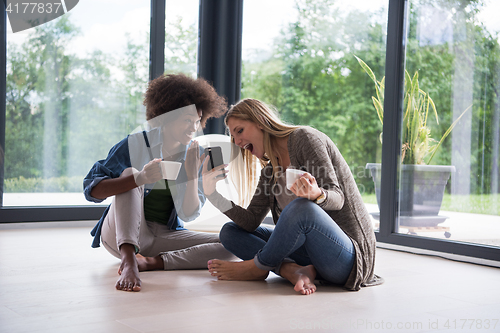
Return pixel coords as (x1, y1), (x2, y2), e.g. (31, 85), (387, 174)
(83, 127), (206, 248)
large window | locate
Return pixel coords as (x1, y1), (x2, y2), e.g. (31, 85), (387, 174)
(1, 0), (498, 261)
(4, 0), (150, 207)
(242, 0), (389, 230)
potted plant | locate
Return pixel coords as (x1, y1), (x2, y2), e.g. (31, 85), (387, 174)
(356, 56), (470, 227)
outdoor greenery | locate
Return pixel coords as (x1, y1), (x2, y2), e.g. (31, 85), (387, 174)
(240, 0), (499, 197)
(6, 15), (145, 184)
(356, 56), (471, 165)
(441, 193), (500, 216)
(242, 0), (387, 193)
(4, 176), (81, 192)
(4, 14), (196, 192)
(3, 0), (499, 215)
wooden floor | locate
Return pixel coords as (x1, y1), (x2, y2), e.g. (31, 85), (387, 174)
(1, 221), (500, 333)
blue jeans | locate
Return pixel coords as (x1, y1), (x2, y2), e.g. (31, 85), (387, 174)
(219, 198), (355, 284)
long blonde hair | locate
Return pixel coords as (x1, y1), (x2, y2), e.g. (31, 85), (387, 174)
(225, 98), (299, 206)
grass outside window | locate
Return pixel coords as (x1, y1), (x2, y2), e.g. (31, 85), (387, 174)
(361, 193), (499, 216)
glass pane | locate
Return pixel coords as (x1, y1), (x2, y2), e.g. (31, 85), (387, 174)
(241, 0), (389, 231)
(397, 0), (500, 247)
(4, 0), (150, 206)
(165, 0), (199, 77)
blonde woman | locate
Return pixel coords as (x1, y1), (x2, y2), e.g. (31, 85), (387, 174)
(202, 98), (382, 295)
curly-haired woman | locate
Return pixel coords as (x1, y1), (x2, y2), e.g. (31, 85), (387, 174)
(84, 74), (235, 292)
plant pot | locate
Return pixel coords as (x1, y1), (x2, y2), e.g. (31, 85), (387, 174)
(365, 163), (456, 227)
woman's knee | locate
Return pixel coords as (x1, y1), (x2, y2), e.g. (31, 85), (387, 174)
(219, 222), (240, 245)
(114, 185), (144, 203)
(281, 198), (322, 222)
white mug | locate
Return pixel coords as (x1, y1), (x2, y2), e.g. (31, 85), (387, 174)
(160, 161), (182, 180)
(286, 168), (305, 190)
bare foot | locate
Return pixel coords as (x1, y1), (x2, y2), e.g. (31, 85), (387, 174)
(117, 254), (164, 274)
(116, 253), (163, 292)
(280, 263), (317, 295)
(207, 259), (269, 281)
(116, 244), (141, 292)
(136, 254), (163, 272)
(116, 258), (141, 292)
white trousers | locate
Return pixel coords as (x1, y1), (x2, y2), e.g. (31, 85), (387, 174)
(100, 185), (235, 270)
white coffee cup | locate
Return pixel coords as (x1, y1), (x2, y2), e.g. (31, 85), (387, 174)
(160, 161), (182, 180)
(286, 168), (305, 190)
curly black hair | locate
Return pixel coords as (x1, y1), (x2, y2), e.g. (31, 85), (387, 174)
(143, 74), (227, 127)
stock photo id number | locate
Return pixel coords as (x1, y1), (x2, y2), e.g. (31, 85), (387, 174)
(5, 0), (79, 33)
